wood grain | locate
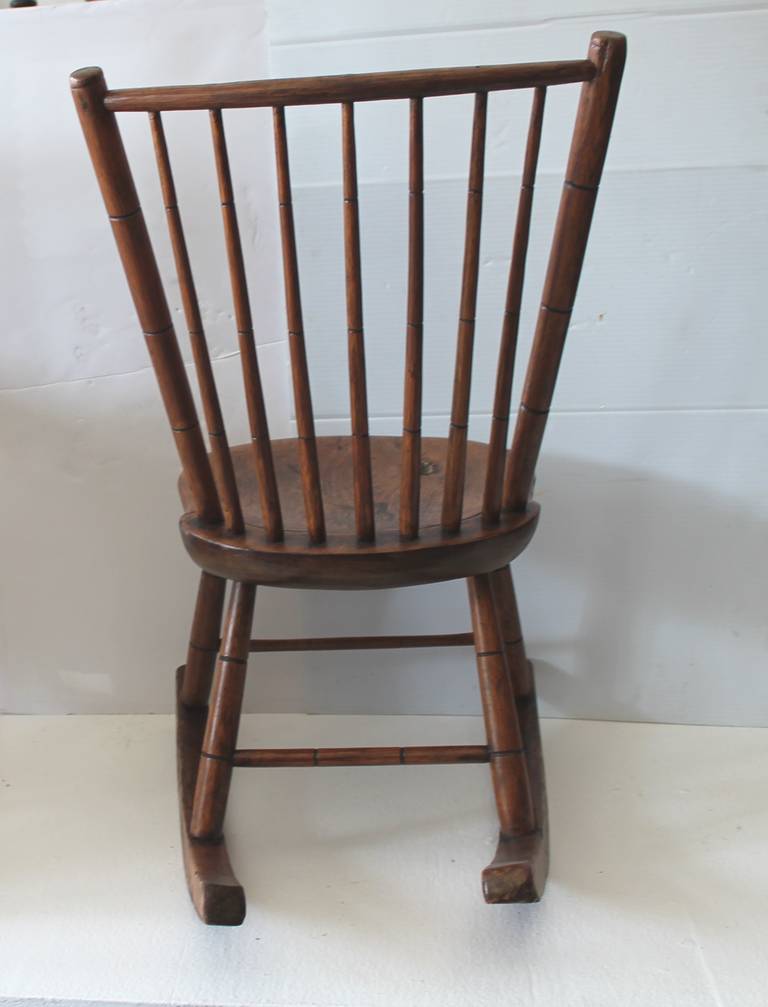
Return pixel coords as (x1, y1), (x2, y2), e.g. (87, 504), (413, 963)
(442, 92), (488, 533)
(190, 582), (256, 840)
(400, 97), (424, 540)
(175, 668), (245, 925)
(180, 436), (492, 535)
(482, 663), (549, 903)
(181, 505), (538, 590)
(181, 572), (227, 708)
(341, 102), (375, 541)
(233, 745), (489, 767)
(483, 86), (546, 524)
(103, 60), (597, 112)
(504, 32), (626, 511)
(248, 632), (473, 652)
(490, 565), (533, 697)
(149, 110), (244, 534)
(70, 67), (221, 525)
(468, 574), (535, 837)
(210, 108), (283, 541)
(273, 106), (326, 544)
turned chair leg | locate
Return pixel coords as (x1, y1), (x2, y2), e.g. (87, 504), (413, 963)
(467, 573), (535, 836)
(181, 572), (227, 708)
(191, 581), (257, 840)
(467, 570), (549, 902)
(175, 580), (256, 925)
(490, 565), (533, 699)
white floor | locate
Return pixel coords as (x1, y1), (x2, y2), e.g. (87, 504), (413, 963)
(0, 712), (766, 1007)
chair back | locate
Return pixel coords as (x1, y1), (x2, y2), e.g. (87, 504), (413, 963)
(71, 31), (625, 545)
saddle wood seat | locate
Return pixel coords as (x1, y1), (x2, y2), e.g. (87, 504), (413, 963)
(179, 435), (539, 589)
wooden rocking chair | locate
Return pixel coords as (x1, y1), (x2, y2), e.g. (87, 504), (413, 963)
(71, 30), (625, 925)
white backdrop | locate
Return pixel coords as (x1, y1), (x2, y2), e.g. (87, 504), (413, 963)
(0, 0), (766, 724)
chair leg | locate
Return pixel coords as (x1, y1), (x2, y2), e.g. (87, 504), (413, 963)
(467, 574), (535, 835)
(467, 571), (548, 903)
(181, 572), (227, 708)
(490, 565), (533, 698)
(191, 581), (257, 840)
(175, 580), (256, 926)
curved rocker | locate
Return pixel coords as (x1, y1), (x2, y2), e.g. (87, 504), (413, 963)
(176, 667), (245, 926)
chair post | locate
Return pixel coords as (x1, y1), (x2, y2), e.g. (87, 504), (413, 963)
(482, 86), (546, 525)
(503, 31), (626, 512)
(70, 68), (222, 525)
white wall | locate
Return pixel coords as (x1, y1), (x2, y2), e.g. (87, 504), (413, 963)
(0, 0), (292, 713)
(1, 0), (766, 725)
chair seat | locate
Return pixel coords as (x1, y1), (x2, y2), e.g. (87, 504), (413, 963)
(179, 436), (539, 589)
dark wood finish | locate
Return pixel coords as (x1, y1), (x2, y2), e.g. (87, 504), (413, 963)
(273, 106), (326, 544)
(233, 745), (489, 767)
(469, 569), (549, 902)
(491, 565), (533, 697)
(182, 505), (538, 590)
(149, 111), (244, 535)
(182, 436), (494, 536)
(176, 668), (245, 925)
(182, 571), (227, 707)
(468, 574), (535, 836)
(504, 32), (626, 511)
(341, 102), (376, 542)
(73, 31), (624, 923)
(210, 109), (283, 541)
(179, 436), (540, 589)
(400, 97), (424, 540)
(248, 632), (473, 652)
(104, 60), (597, 112)
(482, 655), (549, 903)
(442, 92), (488, 533)
(190, 582), (256, 839)
(483, 86), (546, 524)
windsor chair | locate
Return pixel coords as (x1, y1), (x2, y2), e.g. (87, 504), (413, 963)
(71, 29), (625, 926)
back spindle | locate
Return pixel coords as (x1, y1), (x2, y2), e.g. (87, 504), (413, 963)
(442, 92), (488, 533)
(70, 67), (222, 526)
(482, 86), (546, 525)
(341, 101), (376, 542)
(149, 111), (244, 535)
(210, 108), (284, 541)
(399, 97), (424, 540)
(273, 106), (326, 544)
(504, 31), (626, 512)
